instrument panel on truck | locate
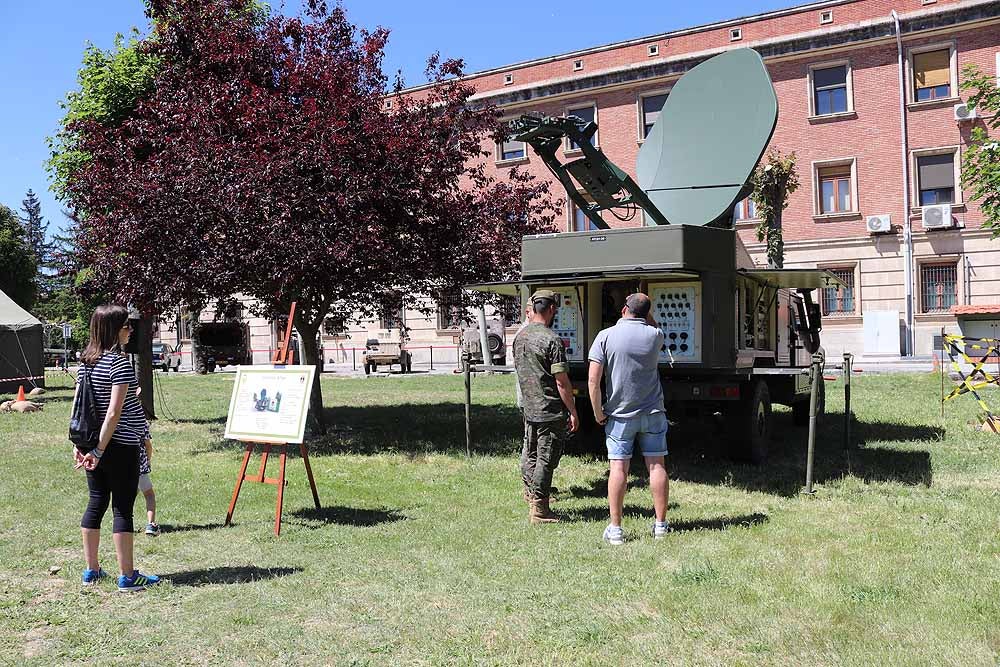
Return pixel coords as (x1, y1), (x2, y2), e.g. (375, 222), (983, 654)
(649, 282), (702, 364)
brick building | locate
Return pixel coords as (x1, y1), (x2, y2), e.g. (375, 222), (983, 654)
(157, 0), (1000, 366)
(405, 0), (998, 359)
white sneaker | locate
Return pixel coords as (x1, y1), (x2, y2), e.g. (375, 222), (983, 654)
(653, 520), (671, 539)
(603, 524), (625, 546)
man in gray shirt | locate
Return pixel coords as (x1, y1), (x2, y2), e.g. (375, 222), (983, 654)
(588, 293), (669, 545)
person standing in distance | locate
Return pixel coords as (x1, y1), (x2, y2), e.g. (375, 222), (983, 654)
(588, 293), (670, 545)
(514, 290), (579, 523)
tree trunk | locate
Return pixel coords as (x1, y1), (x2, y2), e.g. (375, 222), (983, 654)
(294, 315), (326, 435)
(190, 309), (206, 374)
(135, 315), (156, 419)
(768, 200), (785, 269)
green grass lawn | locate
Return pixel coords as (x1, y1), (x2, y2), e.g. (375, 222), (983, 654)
(3, 370), (1000, 666)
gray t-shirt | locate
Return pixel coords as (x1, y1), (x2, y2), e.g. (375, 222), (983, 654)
(588, 318), (665, 419)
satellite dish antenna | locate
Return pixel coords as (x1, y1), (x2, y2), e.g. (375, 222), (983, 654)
(636, 49), (778, 226)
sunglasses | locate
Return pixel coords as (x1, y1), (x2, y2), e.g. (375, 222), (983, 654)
(121, 322), (134, 331)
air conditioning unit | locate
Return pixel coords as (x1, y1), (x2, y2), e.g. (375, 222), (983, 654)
(922, 203), (953, 230)
(866, 214), (892, 234)
(954, 103), (977, 122)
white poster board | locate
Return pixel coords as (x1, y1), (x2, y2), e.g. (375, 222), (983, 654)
(224, 365), (316, 444)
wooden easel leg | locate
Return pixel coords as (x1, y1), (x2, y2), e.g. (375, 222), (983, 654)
(275, 445), (287, 536)
(300, 443), (321, 509)
(225, 442), (254, 526)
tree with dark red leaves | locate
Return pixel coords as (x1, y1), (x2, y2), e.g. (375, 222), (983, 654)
(62, 0), (558, 430)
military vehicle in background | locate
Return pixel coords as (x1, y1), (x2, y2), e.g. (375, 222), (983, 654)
(460, 319), (507, 370)
(362, 338), (412, 374)
(470, 49), (843, 462)
(196, 321), (251, 372)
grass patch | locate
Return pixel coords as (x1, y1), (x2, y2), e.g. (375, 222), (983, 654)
(2, 371), (1000, 665)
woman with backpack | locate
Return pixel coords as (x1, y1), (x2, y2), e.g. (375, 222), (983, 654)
(73, 304), (160, 592)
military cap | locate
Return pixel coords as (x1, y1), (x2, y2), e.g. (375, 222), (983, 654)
(530, 289), (558, 304)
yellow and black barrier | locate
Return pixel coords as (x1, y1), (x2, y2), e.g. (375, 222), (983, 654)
(941, 334), (1000, 432)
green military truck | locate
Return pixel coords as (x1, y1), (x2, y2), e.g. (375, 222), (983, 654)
(468, 49), (842, 462)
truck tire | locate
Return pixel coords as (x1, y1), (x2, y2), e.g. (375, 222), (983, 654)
(792, 376), (825, 426)
(727, 380), (772, 464)
(364, 362), (371, 375)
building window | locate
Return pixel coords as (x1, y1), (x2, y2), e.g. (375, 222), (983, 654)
(647, 44), (659, 57)
(380, 305), (405, 330)
(730, 28), (742, 41)
(499, 295), (522, 328)
(436, 294), (466, 331)
(916, 152), (955, 206)
(921, 263), (957, 313)
(811, 64), (848, 115)
(571, 200), (600, 232)
(818, 164), (853, 214)
(822, 268), (855, 315)
(497, 138), (526, 162)
(733, 197), (756, 222)
(503, 73), (514, 85)
(573, 59), (583, 71)
(639, 92), (668, 139)
(566, 104), (596, 150)
(820, 10), (833, 24)
(912, 48), (952, 101)
(323, 315), (347, 337)
(384, 99), (392, 110)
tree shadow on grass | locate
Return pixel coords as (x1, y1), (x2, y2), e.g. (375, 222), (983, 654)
(158, 522), (226, 534)
(165, 565), (301, 587)
(191, 402), (526, 457)
(666, 410), (938, 497)
(170, 415), (227, 425)
(288, 505), (407, 527)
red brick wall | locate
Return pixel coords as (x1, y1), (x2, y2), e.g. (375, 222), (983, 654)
(462, 0), (998, 240)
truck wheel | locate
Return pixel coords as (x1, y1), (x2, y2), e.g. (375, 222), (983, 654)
(727, 380), (772, 464)
(792, 377), (825, 426)
(404, 355), (412, 373)
(364, 362), (371, 375)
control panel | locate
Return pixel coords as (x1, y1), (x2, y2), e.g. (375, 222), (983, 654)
(550, 287), (584, 362)
(649, 282), (701, 363)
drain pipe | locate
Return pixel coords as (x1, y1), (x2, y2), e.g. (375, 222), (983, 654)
(892, 9), (915, 357)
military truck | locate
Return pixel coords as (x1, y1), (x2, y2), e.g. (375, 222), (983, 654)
(468, 49), (843, 462)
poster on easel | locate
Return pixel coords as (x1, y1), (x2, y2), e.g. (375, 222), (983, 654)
(224, 365), (316, 444)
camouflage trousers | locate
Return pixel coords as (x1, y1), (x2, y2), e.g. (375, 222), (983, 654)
(521, 418), (567, 501)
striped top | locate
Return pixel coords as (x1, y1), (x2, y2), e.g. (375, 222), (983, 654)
(81, 352), (149, 447)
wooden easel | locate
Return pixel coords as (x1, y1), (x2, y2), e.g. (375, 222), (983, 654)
(224, 302), (321, 536)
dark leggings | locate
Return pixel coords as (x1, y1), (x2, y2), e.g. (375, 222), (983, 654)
(81, 443), (139, 533)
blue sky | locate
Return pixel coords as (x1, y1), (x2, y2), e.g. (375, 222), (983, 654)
(0, 0), (801, 236)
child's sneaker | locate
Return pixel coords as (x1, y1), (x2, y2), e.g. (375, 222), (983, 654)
(602, 524), (625, 546)
(117, 570), (161, 592)
(653, 520), (671, 540)
(82, 568), (107, 586)
(145, 522), (161, 536)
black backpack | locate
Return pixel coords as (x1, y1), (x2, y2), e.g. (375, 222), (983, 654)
(69, 365), (100, 452)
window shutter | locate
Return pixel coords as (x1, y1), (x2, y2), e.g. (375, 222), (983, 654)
(914, 49), (950, 88)
(917, 153), (954, 190)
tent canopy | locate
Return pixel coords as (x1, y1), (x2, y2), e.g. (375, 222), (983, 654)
(0, 288), (42, 331)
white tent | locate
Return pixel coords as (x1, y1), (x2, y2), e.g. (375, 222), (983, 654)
(0, 289), (44, 394)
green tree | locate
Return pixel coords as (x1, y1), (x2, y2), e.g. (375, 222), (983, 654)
(960, 64), (1000, 235)
(750, 149), (799, 269)
(47, 30), (159, 200)
(0, 205), (37, 310)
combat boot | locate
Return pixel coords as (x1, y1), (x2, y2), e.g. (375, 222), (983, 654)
(529, 497), (561, 524)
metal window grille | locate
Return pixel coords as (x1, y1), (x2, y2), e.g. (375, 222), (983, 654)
(436, 295), (465, 330)
(822, 268), (855, 315)
(380, 305), (405, 331)
(920, 263), (957, 313)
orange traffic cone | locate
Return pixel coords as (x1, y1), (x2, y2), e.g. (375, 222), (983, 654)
(15, 385), (26, 402)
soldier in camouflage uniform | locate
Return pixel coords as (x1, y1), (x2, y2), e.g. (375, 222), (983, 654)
(514, 290), (579, 523)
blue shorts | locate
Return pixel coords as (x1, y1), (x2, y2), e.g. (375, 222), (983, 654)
(605, 412), (668, 460)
